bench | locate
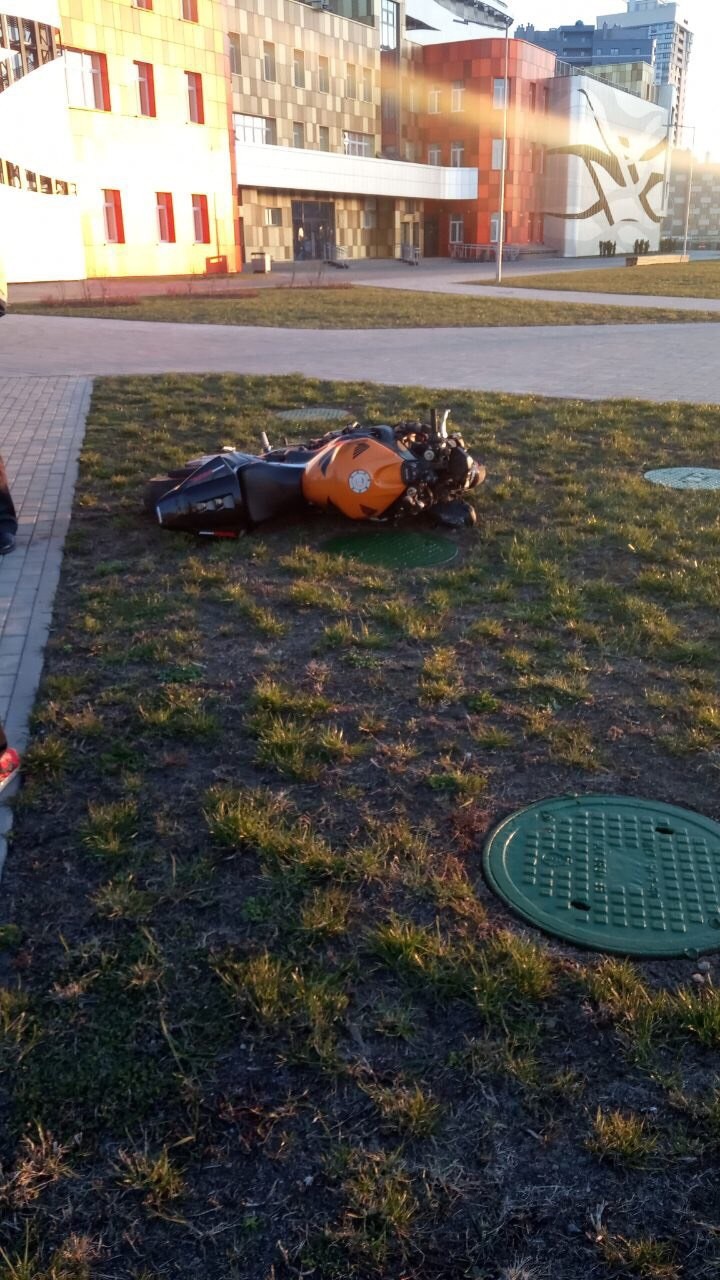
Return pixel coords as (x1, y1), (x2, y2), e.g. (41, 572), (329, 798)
(625, 253), (690, 267)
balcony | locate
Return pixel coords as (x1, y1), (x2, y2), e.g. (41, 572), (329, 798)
(235, 140), (478, 201)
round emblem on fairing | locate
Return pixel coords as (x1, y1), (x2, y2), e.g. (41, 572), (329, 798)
(349, 469), (372, 494)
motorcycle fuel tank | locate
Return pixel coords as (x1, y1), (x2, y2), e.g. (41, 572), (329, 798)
(302, 435), (407, 520)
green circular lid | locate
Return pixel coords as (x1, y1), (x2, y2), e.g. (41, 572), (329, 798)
(321, 530), (457, 570)
(483, 795), (720, 957)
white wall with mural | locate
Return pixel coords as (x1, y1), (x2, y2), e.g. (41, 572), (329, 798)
(0, 0), (85, 283)
(544, 74), (670, 257)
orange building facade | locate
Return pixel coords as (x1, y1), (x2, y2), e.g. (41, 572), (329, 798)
(418, 38), (557, 256)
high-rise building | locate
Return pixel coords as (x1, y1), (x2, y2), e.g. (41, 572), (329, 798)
(596, 3), (692, 142)
(517, 2), (691, 143)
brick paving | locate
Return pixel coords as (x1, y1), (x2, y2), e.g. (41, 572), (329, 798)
(0, 375), (91, 872)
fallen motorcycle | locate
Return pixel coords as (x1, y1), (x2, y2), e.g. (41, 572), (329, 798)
(144, 408), (485, 536)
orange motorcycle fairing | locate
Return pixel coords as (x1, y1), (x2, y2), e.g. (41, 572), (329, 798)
(301, 435), (407, 520)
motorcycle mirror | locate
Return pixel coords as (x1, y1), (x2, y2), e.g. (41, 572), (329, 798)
(260, 431), (271, 451)
(439, 410), (450, 439)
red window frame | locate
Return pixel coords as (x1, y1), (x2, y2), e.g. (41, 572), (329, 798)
(181, 0), (198, 20)
(157, 192), (176, 242)
(135, 60), (156, 117)
(186, 70), (204, 124)
(192, 193), (210, 243)
(103, 189), (125, 243)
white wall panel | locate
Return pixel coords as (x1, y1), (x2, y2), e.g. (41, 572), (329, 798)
(235, 141), (478, 200)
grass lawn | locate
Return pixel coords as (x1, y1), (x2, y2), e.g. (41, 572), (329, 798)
(504, 260), (720, 300)
(5, 374), (720, 1278)
(11, 284), (720, 327)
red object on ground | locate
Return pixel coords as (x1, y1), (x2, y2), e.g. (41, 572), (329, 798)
(0, 747), (20, 787)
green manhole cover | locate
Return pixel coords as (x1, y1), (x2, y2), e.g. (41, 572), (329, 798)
(322, 529), (458, 569)
(483, 796), (720, 957)
(645, 467), (720, 490)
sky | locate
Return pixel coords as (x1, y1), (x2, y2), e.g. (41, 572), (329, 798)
(508, 0), (718, 158)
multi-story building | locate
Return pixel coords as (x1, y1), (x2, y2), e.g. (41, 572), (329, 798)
(418, 37), (556, 253)
(596, 3), (692, 142)
(518, 2), (691, 142)
(663, 150), (720, 248)
(229, 0), (476, 263)
(1, 0), (674, 282)
(1, 0), (238, 282)
(515, 19), (655, 70)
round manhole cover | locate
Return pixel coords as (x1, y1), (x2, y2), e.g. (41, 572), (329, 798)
(483, 796), (720, 957)
(275, 407), (352, 422)
(321, 529), (458, 570)
(645, 467), (720, 490)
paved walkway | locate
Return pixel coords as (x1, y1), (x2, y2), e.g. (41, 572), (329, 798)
(2, 313), (720, 403)
(0, 375), (90, 872)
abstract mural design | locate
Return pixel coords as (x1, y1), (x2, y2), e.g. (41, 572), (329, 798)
(543, 77), (670, 256)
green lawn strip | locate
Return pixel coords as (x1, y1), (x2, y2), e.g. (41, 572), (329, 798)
(11, 283), (720, 326)
(500, 259), (720, 299)
(3, 373), (720, 1277)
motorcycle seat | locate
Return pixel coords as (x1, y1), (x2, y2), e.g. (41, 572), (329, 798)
(238, 459), (307, 526)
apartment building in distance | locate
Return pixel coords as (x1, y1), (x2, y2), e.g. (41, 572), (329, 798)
(517, 1), (692, 142)
(1, 0), (674, 282)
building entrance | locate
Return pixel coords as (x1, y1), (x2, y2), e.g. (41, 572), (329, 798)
(292, 201), (336, 260)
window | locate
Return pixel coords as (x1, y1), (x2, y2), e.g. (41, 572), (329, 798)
(293, 121), (304, 148)
(186, 71), (204, 124)
(233, 113), (276, 144)
(135, 0), (152, 9)
(490, 213), (500, 243)
(529, 81), (537, 111)
(362, 208), (376, 229)
(65, 49), (110, 111)
(265, 207), (282, 226)
(318, 125), (330, 151)
(103, 189), (124, 243)
(263, 42), (276, 81)
(134, 61), (155, 117)
(427, 144), (441, 165)
(543, 85), (550, 113)
(346, 63), (356, 98)
(493, 77), (507, 108)
(428, 87), (440, 114)
(535, 145), (544, 175)
(156, 192), (175, 242)
(449, 215), (463, 246)
(343, 131), (372, 156)
(192, 193), (210, 243)
(181, 0), (198, 20)
(318, 55), (329, 93)
(380, 0), (398, 51)
(362, 67), (372, 102)
(293, 49), (304, 89)
(228, 33), (241, 77)
(491, 138), (505, 169)
(451, 80), (464, 111)
(450, 141), (464, 167)
(25, 170), (37, 191)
